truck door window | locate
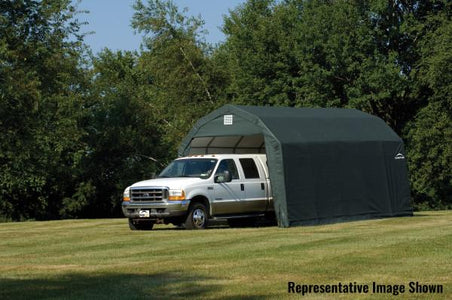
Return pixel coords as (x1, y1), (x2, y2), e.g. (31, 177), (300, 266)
(239, 158), (260, 179)
(215, 159), (239, 179)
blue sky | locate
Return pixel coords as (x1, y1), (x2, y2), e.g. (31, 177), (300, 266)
(76, 0), (246, 54)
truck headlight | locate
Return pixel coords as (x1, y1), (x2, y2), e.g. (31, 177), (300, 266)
(168, 189), (185, 201)
(123, 187), (130, 202)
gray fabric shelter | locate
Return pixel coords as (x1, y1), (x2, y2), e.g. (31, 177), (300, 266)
(179, 105), (412, 227)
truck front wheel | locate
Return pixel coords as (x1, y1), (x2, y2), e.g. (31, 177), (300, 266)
(184, 202), (208, 229)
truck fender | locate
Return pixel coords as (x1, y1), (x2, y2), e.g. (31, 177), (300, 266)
(185, 190), (212, 216)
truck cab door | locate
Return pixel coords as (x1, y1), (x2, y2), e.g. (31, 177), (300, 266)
(238, 158), (268, 212)
(211, 159), (245, 215)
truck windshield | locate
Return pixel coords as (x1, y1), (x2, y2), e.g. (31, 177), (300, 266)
(158, 159), (218, 178)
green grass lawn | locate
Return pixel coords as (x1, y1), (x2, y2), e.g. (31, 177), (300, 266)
(0, 211), (450, 299)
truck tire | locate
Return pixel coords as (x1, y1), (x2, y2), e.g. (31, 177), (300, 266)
(129, 218), (154, 230)
(184, 202), (208, 229)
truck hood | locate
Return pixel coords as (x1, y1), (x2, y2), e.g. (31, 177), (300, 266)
(130, 177), (206, 189)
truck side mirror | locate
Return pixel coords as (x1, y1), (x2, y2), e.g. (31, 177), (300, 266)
(215, 170), (232, 183)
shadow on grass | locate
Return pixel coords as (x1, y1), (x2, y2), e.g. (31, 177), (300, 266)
(126, 217), (277, 231)
(413, 212), (444, 217)
(0, 272), (232, 300)
(150, 220), (276, 231)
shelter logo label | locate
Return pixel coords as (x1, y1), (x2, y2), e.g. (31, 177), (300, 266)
(394, 153), (405, 160)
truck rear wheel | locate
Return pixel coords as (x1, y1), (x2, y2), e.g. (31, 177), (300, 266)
(184, 202), (208, 229)
(129, 218), (154, 230)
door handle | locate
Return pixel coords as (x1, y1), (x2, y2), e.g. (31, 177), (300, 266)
(261, 183), (265, 190)
(241, 184), (244, 191)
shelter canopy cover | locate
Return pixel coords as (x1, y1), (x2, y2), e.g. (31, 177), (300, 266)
(179, 105), (412, 227)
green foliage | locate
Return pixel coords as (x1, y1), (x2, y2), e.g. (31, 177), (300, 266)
(81, 49), (169, 217)
(60, 181), (95, 218)
(220, 0), (300, 106)
(405, 11), (452, 209)
(132, 0), (228, 148)
(220, 0), (434, 131)
(0, 0), (89, 220)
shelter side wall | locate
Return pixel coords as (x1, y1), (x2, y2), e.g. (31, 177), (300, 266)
(283, 141), (412, 225)
(382, 142), (412, 215)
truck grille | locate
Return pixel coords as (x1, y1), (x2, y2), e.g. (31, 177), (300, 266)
(130, 188), (167, 202)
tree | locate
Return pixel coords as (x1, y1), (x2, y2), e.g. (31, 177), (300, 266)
(221, 0), (425, 131)
(220, 0), (301, 106)
(405, 9), (452, 209)
(72, 49), (169, 218)
(132, 0), (227, 149)
(0, 0), (89, 220)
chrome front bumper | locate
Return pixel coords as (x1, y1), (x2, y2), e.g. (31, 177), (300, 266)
(122, 200), (190, 219)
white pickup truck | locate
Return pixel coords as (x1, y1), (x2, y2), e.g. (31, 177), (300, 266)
(122, 154), (274, 230)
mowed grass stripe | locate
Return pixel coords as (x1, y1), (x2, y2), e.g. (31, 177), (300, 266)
(0, 211), (450, 299)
